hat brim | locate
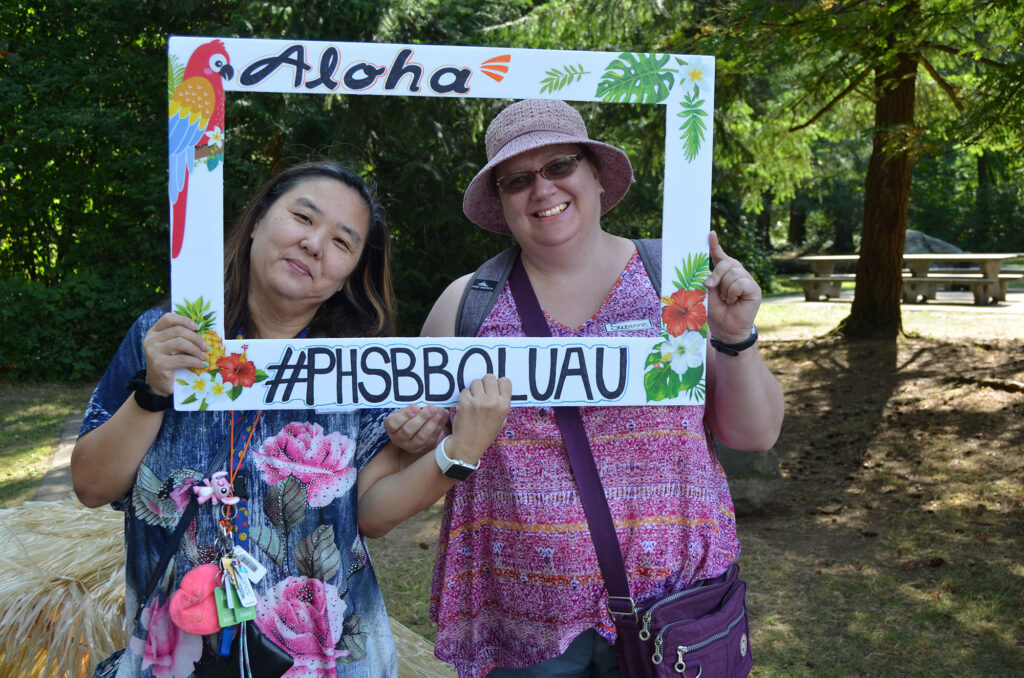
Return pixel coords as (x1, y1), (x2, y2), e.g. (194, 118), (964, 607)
(463, 131), (635, 235)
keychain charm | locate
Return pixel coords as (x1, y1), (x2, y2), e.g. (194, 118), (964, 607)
(214, 526), (257, 627)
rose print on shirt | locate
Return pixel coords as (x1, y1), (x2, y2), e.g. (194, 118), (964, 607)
(256, 576), (347, 677)
(251, 422), (358, 508)
(128, 595), (203, 678)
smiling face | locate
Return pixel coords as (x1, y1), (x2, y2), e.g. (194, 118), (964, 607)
(247, 176), (370, 322)
(495, 143), (603, 250)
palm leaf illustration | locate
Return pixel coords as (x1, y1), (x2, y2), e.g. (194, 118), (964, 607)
(540, 64), (590, 94)
(674, 252), (711, 290)
(168, 55), (185, 101)
(678, 85), (708, 162)
(596, 53), (677, 104)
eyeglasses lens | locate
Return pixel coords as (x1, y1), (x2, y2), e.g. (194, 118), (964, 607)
(497, 155), (582, 194)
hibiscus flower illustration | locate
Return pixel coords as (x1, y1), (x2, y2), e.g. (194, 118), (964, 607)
(663, 331), (705, 375)
(661, 288), (708, 336)
(217, 349), (257, 388)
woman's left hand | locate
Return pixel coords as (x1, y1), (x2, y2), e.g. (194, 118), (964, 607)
(704, 231), (761, 343)
(385, 404), (450, 456)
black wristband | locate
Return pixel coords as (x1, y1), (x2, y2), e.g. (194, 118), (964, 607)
(709, 325), (758, 357)
(126, 369), (173, 412)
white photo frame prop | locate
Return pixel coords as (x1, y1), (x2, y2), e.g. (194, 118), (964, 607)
(168, 36), (715, 410)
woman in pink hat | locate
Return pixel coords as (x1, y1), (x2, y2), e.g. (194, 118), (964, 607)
(390, 100), (784, 678)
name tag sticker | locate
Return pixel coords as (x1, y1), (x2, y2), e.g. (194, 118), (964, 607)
(604, 319), (654, 333)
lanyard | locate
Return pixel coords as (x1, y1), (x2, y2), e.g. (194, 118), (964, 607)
(217, 327), (309, 546)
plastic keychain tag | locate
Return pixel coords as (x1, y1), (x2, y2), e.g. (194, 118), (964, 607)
(232, 546), (267, 583)
(218, 624), (235, 657)
(233, 567), (258, 608)
(216, 586), (257, 627)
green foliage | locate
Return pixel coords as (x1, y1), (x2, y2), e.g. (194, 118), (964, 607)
(2, 0), (1020, 369)
(596, 52), (676, 104)
(910, 148), (1024, 252)
(0, 272), (162, 381)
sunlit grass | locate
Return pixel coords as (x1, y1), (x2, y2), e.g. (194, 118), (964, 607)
(0, 381), (94, 506)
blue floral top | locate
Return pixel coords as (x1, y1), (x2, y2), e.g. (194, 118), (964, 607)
(81, 308), (398, 678)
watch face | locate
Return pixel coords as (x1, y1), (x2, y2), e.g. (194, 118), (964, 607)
(443, 463), (475, 481)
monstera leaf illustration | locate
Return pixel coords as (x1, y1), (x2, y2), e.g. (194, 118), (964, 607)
(295, 524), (341, 581)
(596, 53), (676, 104)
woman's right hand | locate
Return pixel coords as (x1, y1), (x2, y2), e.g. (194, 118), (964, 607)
(142, 312), (209, 395)
(445, 374), (512, 466)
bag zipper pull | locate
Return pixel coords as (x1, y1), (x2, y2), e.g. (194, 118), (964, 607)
(652, 634), (664, 665)
(674, 645), (688, 674)
(639, 610), (653, 641)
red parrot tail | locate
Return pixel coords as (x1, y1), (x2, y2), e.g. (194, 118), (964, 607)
(171, 171), (189, 259)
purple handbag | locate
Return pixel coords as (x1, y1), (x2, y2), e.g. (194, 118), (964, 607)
(635, 563), (751, 677)
(508, 257), (752, 678)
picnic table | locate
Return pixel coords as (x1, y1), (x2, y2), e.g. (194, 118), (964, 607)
(791, 253), (1022, 305)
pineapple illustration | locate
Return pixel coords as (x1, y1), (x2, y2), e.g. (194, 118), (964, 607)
(173, 297), (225, 375)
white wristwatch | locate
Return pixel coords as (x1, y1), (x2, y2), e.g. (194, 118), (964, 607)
(434, 435), (479, 481)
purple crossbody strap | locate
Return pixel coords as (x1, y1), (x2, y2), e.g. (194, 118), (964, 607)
(507, 258), (647, 668)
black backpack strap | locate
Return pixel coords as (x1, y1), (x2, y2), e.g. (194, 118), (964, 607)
(455, 239), (658, 338)
(633, 238), (662, 291)
(454, 245), (521, 338)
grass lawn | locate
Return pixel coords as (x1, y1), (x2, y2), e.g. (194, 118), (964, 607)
(0, 381), (95, 507)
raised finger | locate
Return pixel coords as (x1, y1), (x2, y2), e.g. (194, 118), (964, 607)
(709, 231), (728, 266)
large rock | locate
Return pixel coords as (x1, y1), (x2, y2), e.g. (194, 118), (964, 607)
(904, 229), (962, 254)
(715, 440), (782, 516)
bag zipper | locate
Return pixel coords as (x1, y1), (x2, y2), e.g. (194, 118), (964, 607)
(637, 579), (717, 641)
(651, 607), (746, 666)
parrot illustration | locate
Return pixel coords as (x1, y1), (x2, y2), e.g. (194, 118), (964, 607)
(168, 39), (233, 259)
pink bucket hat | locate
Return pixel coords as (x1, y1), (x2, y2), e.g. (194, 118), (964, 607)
(463, 99), (635, 234)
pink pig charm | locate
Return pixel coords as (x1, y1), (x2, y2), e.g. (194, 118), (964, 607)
(193, 471), (239, 505)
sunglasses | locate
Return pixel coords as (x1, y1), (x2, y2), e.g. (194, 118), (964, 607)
(495, 154), (584, 194)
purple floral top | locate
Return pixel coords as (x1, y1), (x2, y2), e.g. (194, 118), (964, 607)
(429, 252), (741, 678)
(81, 307), (397, 678)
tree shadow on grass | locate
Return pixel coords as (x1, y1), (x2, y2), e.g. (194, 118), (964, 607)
(742, 336), (1024, 676)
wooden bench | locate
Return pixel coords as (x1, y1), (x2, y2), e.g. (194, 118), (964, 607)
(901, 272), (1023, 303)
(789, 274), (856, 301)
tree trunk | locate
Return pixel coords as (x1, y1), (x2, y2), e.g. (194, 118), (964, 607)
(788, 197), (807, 248)
(977, 149), (991, 228)
(833, 211), (855, 253)
(840, 49), (918, 338)
(756, 188), (774, 251)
